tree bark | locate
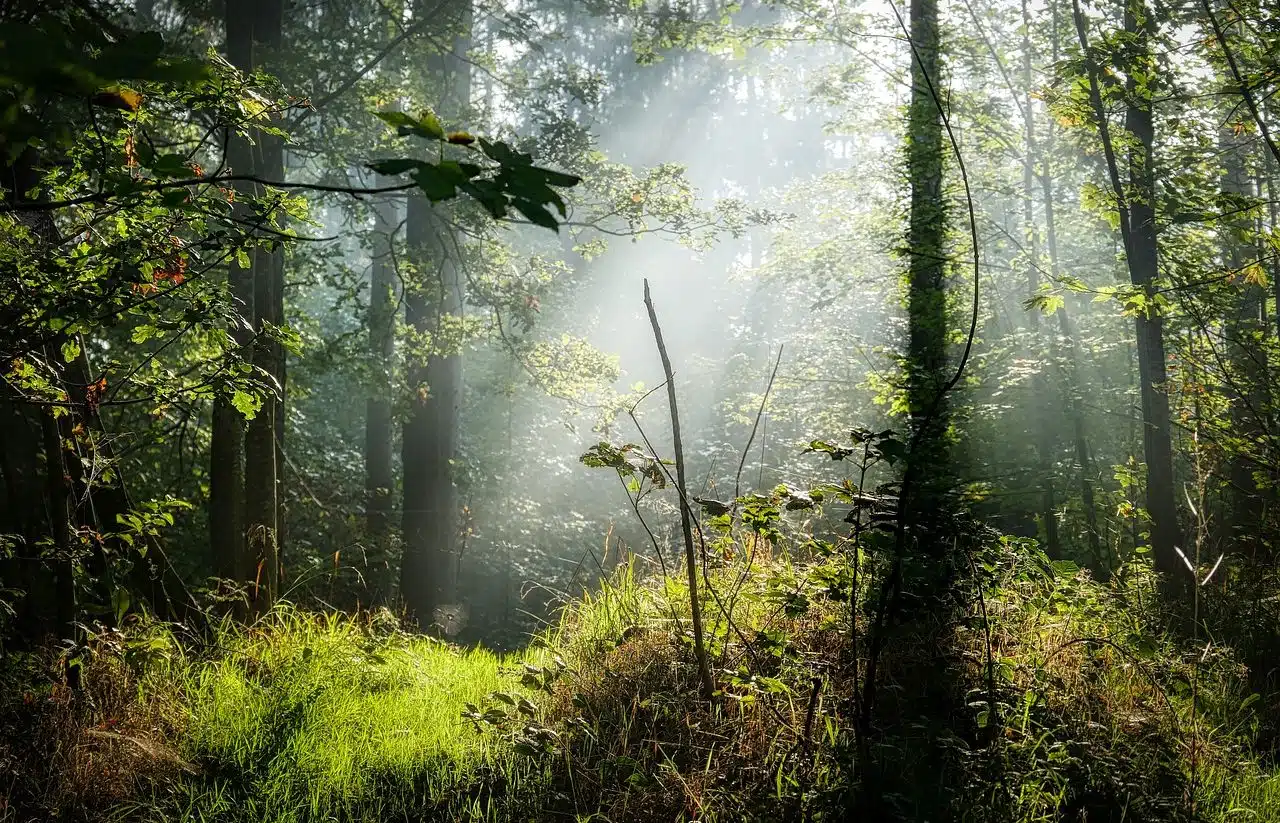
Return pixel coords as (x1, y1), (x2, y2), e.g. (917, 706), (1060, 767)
(38, 404), (76, 645)
(212, 0), (255, 597)
(217, 0), (286, 611)
(400, 0), (470, 628)
(903, 0), (950, 508)
(1122, 0), (1180, 582)
(1220, 121), (1265, 541)
(1073, 0), (1180, 581)
(364, 183), (398, 604)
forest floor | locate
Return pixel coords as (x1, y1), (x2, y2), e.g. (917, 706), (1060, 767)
(2, 536), (1280, 822)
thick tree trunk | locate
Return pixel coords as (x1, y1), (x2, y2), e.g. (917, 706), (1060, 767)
(401, 200), (464, 625)
(1220, 124), (1265, 542)
(212, 0), (255, 595)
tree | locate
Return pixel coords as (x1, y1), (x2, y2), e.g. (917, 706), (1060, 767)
(902, 0), (951, 513)
(212, 0), (286, 612)
(400, 0), (472, 628)
(364, 179), (399, 603)
(1071, 0), (1180, 582)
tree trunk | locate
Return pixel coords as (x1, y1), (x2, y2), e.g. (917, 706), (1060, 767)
(0, 397), (52, 639)
(39, 405), (76, 645)
(218, 0), (286, 611)
(1122, 0), (1180, 582)
(365, 181), (398, 604)
(212, 0), (255, 596)
(1073, 0), (1180, 581)
(1041, 0), (1103, 569)
(1023, 0), (1061, 556)
(400, 0), (471, 629)
(1269, 149), (1279, 341)
(1220, 121), (1265, 543)
(903, 0), (949, 507)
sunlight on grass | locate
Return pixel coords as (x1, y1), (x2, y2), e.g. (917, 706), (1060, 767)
(160, 609), (532, 822)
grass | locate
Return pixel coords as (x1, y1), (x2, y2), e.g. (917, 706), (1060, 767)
(950, 542), (1280, 821)
(158, 609), (531, 822)
(2, 535), (1279, 822)
(132, 606), (576, 823)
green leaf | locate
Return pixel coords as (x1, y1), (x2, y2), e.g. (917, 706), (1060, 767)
(412, 163), (462, 202)
(418, 111), (446, 140)
(374, 110), (445, 140)
(479, 138), (532, 167)
(130, 325), (157, 344)
(111, 587), (131, 625)
(459, 179), (508, 219)
(1050, 559), (1080, 578)
(1025, 292), (1065, 316)
(230, 389), (260, 420)
(535, 168), (581, 188)
(512, 199), (561, 231)
(60, 339), (80, 363)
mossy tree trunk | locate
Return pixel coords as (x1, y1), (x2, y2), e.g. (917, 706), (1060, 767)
(903, 0), (950, 512)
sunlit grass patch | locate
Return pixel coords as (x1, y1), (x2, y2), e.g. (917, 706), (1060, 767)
(142, 607), (536, 822)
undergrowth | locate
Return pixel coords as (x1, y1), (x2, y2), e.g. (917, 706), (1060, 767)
(1, 536), (1277, 822)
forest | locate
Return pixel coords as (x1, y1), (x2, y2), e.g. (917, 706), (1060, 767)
(2, 0), (1280, 819)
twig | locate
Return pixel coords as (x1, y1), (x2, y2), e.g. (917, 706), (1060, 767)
(643, 278), (716, 702)
(735, 345), (784, 501)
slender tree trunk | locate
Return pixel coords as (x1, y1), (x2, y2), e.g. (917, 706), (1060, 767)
(400, 0), (470, 628)
(1022, 0), (1061, 556)
(39, 405), (76, 645)
(1220, 120), (1265, 542)
(1122, 0), (1180, 582)
(1044, 0), (1103, 568)
(213, 0), (256, 598)
(365, 183), (398, 604)
(1073, 0), (1180, 581)
(1269, 150), (1279, 341)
